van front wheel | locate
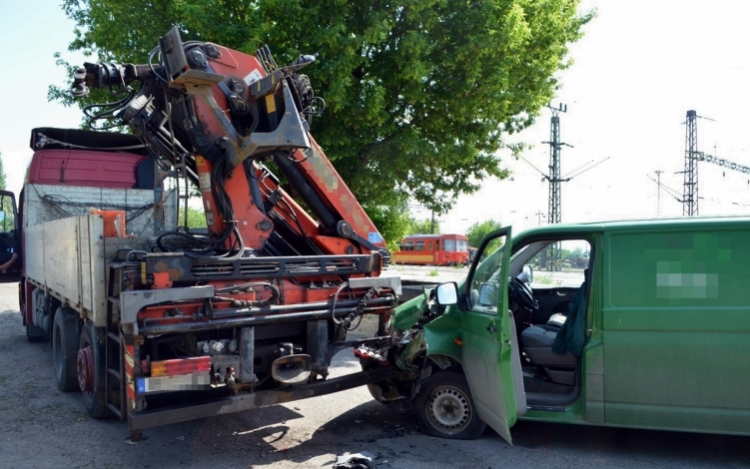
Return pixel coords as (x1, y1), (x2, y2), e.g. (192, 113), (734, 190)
(416, 371), (486, 439)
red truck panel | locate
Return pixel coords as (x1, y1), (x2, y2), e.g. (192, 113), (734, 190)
(27, 149), (145, 188)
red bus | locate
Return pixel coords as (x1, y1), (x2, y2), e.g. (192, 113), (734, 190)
(393, 234), (469, 266)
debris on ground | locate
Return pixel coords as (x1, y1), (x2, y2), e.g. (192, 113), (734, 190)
(332, 451), (381, 469)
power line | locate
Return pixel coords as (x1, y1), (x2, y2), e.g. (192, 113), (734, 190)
(654, 170), (663, 216)
(679, 110), (750, 216)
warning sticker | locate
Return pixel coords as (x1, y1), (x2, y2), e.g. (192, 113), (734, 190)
(205, 211), (215, 227)
(244, 69), (263, 86)
(199, 172), (211, 192)
(368, 232), (383, 244)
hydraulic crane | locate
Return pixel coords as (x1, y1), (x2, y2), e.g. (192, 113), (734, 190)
(17, 26), (402, 441)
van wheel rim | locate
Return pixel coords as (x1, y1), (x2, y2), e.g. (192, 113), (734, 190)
(427, 385), (471, 433)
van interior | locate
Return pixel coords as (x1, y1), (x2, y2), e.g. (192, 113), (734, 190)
(507, 238), (592, 407)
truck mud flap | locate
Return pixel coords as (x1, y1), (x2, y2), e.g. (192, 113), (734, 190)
(127, 366), (393, 433)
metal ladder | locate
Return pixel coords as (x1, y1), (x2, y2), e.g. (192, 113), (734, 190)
(104, 266), (126, 420)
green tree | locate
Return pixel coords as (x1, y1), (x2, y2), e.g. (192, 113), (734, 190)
(407, 218), (439, 235)
(466, 219), (502, 249)
(52, 0), (593, 220)
(366, 199), (414, 252)
(0, 153), (15, 232)
(0, 154), (6, 190)
(178, 206), (208, 229)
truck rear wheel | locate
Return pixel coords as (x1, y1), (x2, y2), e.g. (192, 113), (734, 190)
(52, 307), (79, 392)
(415, 371), (486, 439)
(78, 321), (111, 419)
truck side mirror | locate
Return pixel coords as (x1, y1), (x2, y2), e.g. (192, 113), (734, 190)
(435, 282), (458, 306)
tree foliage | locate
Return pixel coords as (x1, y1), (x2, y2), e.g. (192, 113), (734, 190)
(178, 205), (208, 229)
(0, 154), (15, 232)
(364, 200), (414, 252)
(0, 153), (6, 190)
(466, 219), (502, 250)
(52, 0), (592, 223)
(407, 217), (439, 236)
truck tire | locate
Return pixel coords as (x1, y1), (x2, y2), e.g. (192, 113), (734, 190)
(415, 371), (486, 439)
(52, 307), (79, 392)
(78, 321), (111, 419)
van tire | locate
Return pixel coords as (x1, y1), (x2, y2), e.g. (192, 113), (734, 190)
(52, 307), (79, 392)
(416, 371), (486, 439)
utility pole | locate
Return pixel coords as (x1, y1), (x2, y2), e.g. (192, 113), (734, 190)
(656, 170), (664, 216)
(682, 110), (699, 216)
(542, 103), (572, 271)
(543, 103), (573, 226)
(534, 210), (545, 226)
(430, 210), (435, 234)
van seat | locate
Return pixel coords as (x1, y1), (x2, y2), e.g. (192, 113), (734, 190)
(521, 325), (576, 368)
(546, 313), (567, 329)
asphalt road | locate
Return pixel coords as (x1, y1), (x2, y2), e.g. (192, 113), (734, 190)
(1, 283), (749, 468)
(384, 264), (585, 287)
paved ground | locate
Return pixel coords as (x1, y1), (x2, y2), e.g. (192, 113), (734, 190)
(384, 264), (584, 288)
(1, 283), (750, 468)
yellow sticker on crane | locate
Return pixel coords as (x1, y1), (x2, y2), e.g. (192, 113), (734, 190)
(265, 94), (276, 114)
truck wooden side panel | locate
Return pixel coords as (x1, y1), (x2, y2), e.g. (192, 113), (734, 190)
(26, 215), (106, 325)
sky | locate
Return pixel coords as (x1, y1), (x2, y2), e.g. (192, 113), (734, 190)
(1, 1), (750, 236)
(0, 0), (86, 195)
(436, 0), (750, 234)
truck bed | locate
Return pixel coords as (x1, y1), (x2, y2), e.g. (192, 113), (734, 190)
(25, 214), (149, 326)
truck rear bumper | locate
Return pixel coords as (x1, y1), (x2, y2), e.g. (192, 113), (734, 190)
(127, 365), (393, 434)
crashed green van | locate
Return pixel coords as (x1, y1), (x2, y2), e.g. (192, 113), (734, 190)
(364, 217), (750, 443)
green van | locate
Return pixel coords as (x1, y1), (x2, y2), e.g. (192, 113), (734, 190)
(365, 217), (750, 443)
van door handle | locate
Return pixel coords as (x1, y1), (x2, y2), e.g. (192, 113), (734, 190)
(487, 325), (497, 333)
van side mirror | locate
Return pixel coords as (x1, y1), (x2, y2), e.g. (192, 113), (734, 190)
(435, 282), (458, 306)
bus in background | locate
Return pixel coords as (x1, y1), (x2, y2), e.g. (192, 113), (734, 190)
(393, 234), (470, 266)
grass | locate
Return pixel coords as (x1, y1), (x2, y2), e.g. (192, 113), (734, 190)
(535, 274), (562, 287)
(428, 268), (439, 277)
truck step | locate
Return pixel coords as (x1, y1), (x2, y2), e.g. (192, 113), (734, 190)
(107, 368), (121, 381)
(106, 403), (122, 419)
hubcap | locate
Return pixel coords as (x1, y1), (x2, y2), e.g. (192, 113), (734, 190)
(427, 385), (471, 433)
(77, 345), (94, 393)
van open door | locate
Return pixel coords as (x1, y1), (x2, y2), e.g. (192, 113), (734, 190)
(0, 190), (20, 282)
(460, 227), (526, 444)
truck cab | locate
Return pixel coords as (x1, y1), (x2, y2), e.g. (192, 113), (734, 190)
(371, 217), (750, 442)
(0, 190), (20, 282)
